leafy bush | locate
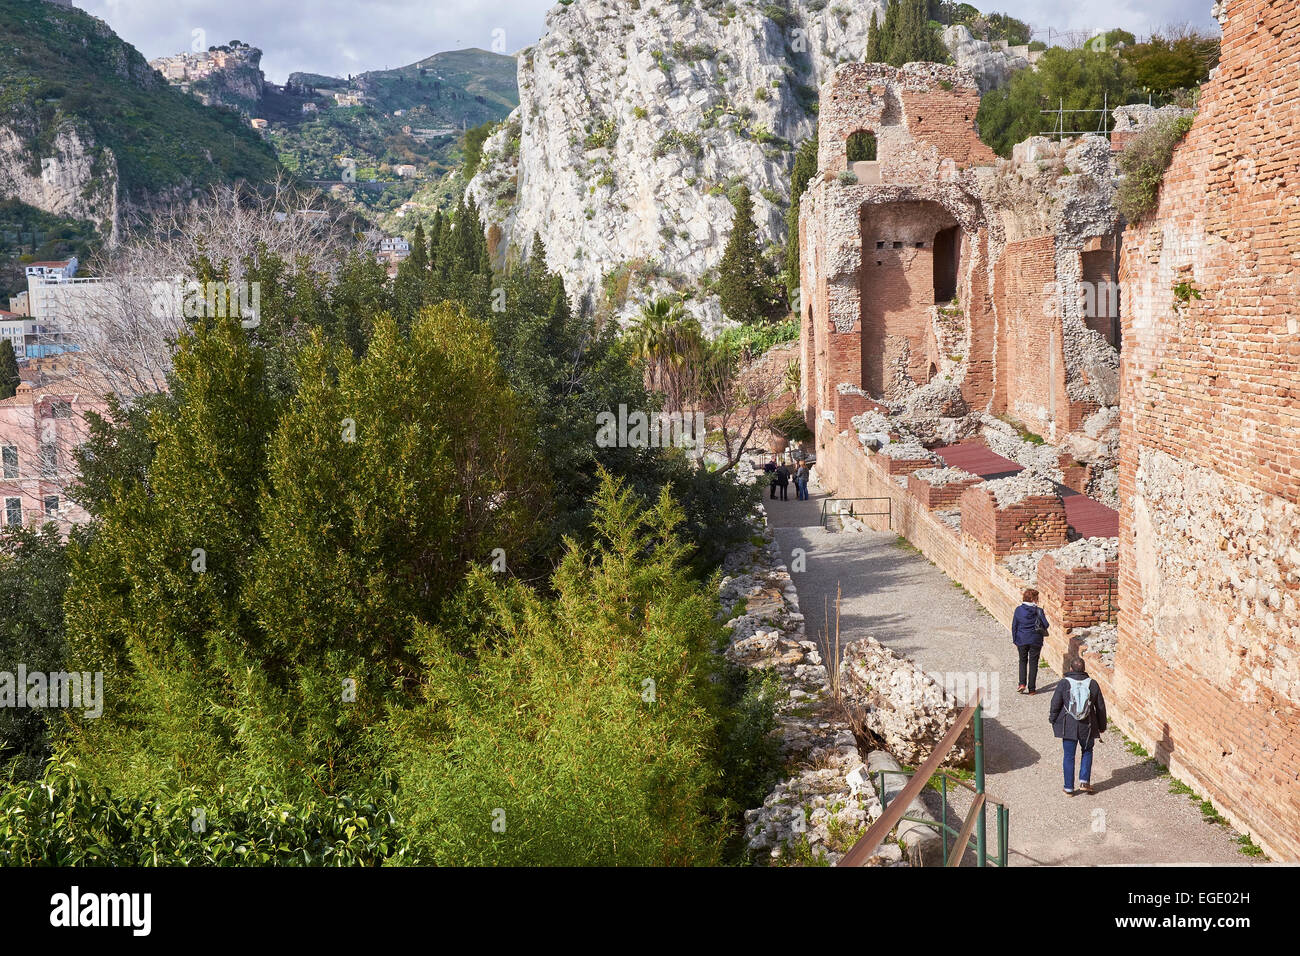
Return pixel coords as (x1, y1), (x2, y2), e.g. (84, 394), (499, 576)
(1116, 114), (1195, 221)
(0, 767), (406, 865)
(713, 317), (799, 359)
(769, 405), (814, 444)
(385, 473), (773, 865)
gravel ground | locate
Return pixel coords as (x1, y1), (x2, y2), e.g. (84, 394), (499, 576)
(765, 485), (1249, 866)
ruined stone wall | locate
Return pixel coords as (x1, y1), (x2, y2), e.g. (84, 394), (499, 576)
(1116, 0), (1300, 860)
(992, 235), (1069, 439)
(816, 63), (992, 182)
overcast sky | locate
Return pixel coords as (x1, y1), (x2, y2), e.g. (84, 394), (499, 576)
(77, 0), (1219, 84)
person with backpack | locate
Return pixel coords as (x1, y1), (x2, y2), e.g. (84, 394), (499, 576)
(1011, 588), (1049, 695)
(774, 461), (791, 501)
(1048, 652), (1108, 796)
(765, 456), (778, 499)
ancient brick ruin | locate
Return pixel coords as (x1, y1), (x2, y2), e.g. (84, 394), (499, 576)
(1115, 0), (1300, 860)
(798, 3), (1300, 860)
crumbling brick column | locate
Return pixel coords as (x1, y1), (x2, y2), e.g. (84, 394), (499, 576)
(907, 467), (982, 511)
(960, 483), (1067, 556)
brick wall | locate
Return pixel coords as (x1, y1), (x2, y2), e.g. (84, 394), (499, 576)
(1117, 0), (1300, 860)
(907, 471), (983, 511)
(959, 486), (1068, 556)
(1037, 555), (1118, 631)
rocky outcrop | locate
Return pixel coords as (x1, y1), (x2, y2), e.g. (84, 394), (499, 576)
(470, 0), (1024, 335)
(942, 25), (1028, 92)
(150, 45), (266, 114)
(0, 124), (119, 243)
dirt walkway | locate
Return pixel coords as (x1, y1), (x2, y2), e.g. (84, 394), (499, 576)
(767, 486), (1247, 866)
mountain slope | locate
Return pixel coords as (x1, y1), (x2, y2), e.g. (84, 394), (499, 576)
(0, 0), (282, 243)
(468, 0), (1025, 332)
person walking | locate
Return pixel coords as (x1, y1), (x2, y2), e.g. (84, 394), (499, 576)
(1048, 652), (1108, 796)
(765, 456), (778, 500)
(1011, 588), (1048, 695)
(794, 460), (809, 500)
(775, 461), (790, 501)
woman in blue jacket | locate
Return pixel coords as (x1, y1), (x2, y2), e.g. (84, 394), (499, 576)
(1011, 588), (1048, 694)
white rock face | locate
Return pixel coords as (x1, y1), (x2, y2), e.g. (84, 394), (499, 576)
(0, 124), (120, 242)
(471, 0), (1025, 335)
(942, 25), (1028, 92)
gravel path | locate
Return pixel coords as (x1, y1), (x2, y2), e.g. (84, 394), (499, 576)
(766, 485), (1248, 866)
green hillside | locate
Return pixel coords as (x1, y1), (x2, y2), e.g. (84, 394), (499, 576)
(273, 48), (518, 220)
(0, 0), (281, 202)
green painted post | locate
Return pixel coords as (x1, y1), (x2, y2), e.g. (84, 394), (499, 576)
(999, 806), (1009, 867)
(975, 702), (987, 867)
(941, 774), (949, 864)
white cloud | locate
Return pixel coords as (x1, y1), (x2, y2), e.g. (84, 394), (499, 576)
(75, 0), (1218, 83)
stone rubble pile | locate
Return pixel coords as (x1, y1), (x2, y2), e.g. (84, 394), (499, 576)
(912, 465), (978, 487)
(1001, 547), (1053, 586)
(1075, 623), (1118, 669)
(838, 636), (975, 768)
(984, 470), (1060, 508)
(720, 513), (898, 866)
(1051, 536), (1119, 571)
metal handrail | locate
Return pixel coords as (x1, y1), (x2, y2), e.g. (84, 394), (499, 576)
(837, 690), (1010, 867)
(819, 496), (891, 529)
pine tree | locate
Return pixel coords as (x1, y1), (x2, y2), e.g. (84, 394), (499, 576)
(0, 341), (19, 400)
(717, 185), (773, 325)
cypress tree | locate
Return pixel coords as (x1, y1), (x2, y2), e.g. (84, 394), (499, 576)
(717, 184), (772, 325)
(784, 134), (819, 297)
(0, 340), (19, 400)
(866, 11), (883, 63)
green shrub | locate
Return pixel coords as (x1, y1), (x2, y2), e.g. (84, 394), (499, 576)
(0, 767), (407, 865)
(769, 405), (813, 444)
(1117, 114), (1195, 221)
(385, 473), (768, 865)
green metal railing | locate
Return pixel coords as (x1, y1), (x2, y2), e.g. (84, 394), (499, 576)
(838, 691), (1010, 867)
(819, 496), (892, 529)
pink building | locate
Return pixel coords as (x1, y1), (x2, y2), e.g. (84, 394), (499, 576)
(0, 358), (111, 535)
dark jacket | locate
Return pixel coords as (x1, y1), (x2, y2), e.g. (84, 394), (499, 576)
(775, 465), (790, 486)
(1011, 602), (1048, 647)
(1048, 670), (1107, 744)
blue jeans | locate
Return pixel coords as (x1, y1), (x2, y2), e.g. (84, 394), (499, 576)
(796, 478), (808, 500)
(1062, 737), (1094, 790)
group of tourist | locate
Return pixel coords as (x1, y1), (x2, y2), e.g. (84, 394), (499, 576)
(761, 455), (812, 501)
(1013, 588), (1109, 796)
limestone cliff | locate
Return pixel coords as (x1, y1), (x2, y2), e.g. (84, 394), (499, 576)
(0, 124), (120, 243)
(470, 0), (1025, 333)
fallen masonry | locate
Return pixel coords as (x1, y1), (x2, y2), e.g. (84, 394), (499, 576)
(720, 507), (972, 865)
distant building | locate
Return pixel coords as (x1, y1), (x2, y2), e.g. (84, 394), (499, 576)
(379, 237), (411, 256)
(393, 164), (418, 179)
(333, 91), (365, 107)
(0, 358), (114, 535)
(0, 311), (23, 356)
(25, 258), (78, 282)
(250, 117), (268, 130)
(302, 102), (319, 114)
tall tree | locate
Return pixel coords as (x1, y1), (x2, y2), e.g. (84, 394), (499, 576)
(785, 133), (819, 298)
(717, 185), (776, 325)
(0, 340), (19, 400)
